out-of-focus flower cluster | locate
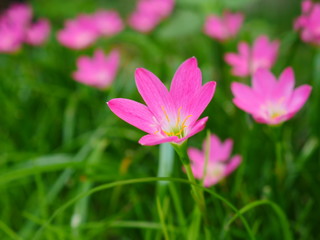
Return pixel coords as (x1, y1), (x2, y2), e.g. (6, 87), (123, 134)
(0, 3), (50, 53)
(128, 0), (175, 33)
(57, 10), (124, 50)
(294, 0), (320, 46)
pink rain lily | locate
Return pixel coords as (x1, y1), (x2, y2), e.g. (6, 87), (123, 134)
(225, 35), (279, 77)
(107, 57), (216, 146)
(128, 12), (161, 33)
(204, 11), (244, 41)
(231, 67), (312, 125)
(188, 134), (241, 187)
(57, 15), (99, 50)
(5, 3), (33, 27)
(137, 0), (174, 19)
(0, 17), (24, 53)
(25, 19), (51, 46)
(294, 0), (320, 46)
(92, 10), (124, 36)
(129, 0), (174, 33)
(73, 49), (120, 89)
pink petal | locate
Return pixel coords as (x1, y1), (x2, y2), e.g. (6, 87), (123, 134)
(252, 68), (277, 97)
(170, 57), (202, 109)
(231, 82), (262, 112)
(188, 148), (204, 165)
(185, 81), (216, 124)
(107, 98), (155, 134)
(272, 67), (295, 100)
(224, 12), (244, 36)
(184, 117), (209, 140)
(287, 85), (312, 115)
(135, 68), (175, 121)
(224, 155), (242, 176)
(138, 134), (179, 146)
(218, 139), (234, 162)
(204, 15), (226, 40)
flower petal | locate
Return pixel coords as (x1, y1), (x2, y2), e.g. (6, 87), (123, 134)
(224, 155), (242, 176)
(170, 57), (202, 109)
(138, 134), (179, 146)
(231, 82), (262, 114)
(107, 98), (155, 134)
(185, 81), (216, 124)
(188, 148), (204, 165)
(252, 68), (277, 96)
(135, 68), (175, 121)
(272, 67), (295, 101)
(287, 85), (312, 115)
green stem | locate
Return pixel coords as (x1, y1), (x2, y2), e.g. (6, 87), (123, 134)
(171, 142), (208, 224)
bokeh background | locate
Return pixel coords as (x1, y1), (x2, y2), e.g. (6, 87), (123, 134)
(1, 0), (319, 239)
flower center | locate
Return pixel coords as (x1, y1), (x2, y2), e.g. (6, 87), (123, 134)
(260, 100), (287, 121)
(158, 106), (192, 138)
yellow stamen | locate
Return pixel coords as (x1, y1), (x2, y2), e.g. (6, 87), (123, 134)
(161, 106), (170, 122)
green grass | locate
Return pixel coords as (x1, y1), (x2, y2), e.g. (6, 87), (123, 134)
(0, 0), (319, 239)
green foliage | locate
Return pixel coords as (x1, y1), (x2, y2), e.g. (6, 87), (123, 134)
(0, 0), (319, 239)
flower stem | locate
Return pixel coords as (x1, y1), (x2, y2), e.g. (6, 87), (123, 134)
(171, 142), (208, 224)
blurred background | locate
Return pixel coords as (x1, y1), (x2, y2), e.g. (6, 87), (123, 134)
(0, 0), (319, 239)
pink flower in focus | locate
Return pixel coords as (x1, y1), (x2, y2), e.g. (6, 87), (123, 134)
(204, 11), (244, 41)
(57, 15), (98, 49)
(25, 19), (51, 46)
(188, 134), (241, 187)
(92, 10), (124, 36)
(107, 57), (216, 146)
(0, 18), (24, 53)
(294, 0), (320, 45)
(73, 49), (120, 89)
(225, 35), (279, 77)
(129, 0), (175, 33)
(231, 68), (312, 125)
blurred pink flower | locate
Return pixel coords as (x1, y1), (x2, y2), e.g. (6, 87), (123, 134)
(0, 18), (24, 53)
(231, 68), (312, 125)
(204, 11), (244, 41)
(137, 0), (174, 19)
(107, 57), (216, 146)
(4, 3), (33, 27)
(25, 19), (51, 46)
(73, 49), (120, 89)
(188, 134), (241, 187)
(225, 35), (279, 77)
(128, 12), (160, 33)
(57, 15), (98, 49)
(92, 10), (124, 36)
(294, 0), (320, 46)
(129, 0), (175, 33)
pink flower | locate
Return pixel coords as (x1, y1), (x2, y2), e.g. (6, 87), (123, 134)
(0, 17), (24, 53)
(188, 134), (241, 187)
(92, 10), (124, 36)
(225, 35), (279, 77)
(57, 15), (98, 50)
(107, 57), (216, 146)
(231, 68), (312, 125)
(137, 0), (174, 19)
(25, 19), (50, 46)
(73, 49), (120, 89)
(4, 3), (33, 27)
(128, 12), (160, 33)
(294, 1), (320, 46)
(204, 11), (244, 41)
(129, 0), (175, 33)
